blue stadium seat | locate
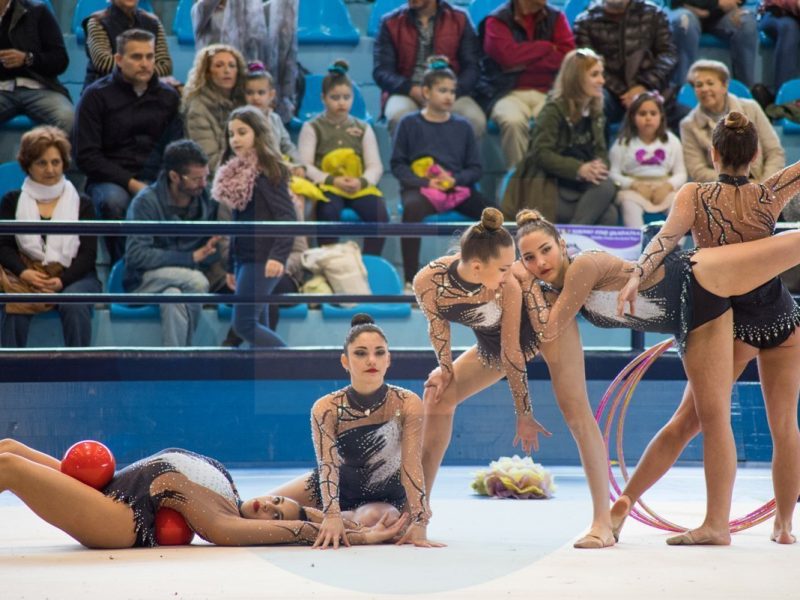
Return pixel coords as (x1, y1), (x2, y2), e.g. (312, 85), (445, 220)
(776, 79), (800, 135)
(297, 0), (360, 46)
(0, 115), (35, 132)
(367, 0), (406, 37)
(677, 79), (752, 109)
(340, 208), (362, 222)
(288, 74), (372, 131)
(322, 255), (411, 319)
(173, 0), (195, 46)
(468, 0), (500, 28)
(107, 260), (160, 319)
(496, 167), (516, 203)
(699, 33), (727, 49)
(564, 0), (589, 26)
(421, 210), (472, 223)
(0, 161), (25, 197)
(73, 0), (155, 45)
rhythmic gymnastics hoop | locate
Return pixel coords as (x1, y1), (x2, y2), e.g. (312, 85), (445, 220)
(595, 338), (776, 533)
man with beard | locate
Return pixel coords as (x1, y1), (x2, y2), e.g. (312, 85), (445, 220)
(123, 140), (223, 347)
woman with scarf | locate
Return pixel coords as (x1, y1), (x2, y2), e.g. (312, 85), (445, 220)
(0, 126), (101, 347)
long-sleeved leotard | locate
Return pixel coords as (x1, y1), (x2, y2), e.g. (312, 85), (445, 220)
(633, 161), (800, 346)
(309, 384), (432, 527)
(513, 249), (718, 354)
(103, 448), (340, 547)
(413, 255), (535, 417)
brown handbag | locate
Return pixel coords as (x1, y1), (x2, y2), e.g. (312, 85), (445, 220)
(0, 253), (63, 315)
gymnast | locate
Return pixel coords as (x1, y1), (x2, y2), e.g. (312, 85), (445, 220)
(0, 439), (405, 549)
(512, 194), (800, 545)
(412, 208), (550, 503)
(611, 112), (800, 545)
(266, 314), (442, 549)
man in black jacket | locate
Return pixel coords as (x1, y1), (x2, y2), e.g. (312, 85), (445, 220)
(574, 0), (687, 131)
(74, 28), (181, 264)
(0, 0), (73, 131)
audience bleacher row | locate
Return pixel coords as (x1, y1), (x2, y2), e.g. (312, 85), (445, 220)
(1, 0), (800, 350)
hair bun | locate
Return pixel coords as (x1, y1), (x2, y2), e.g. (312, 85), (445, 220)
(480, 207), (504, 232)
(426, 55), (450, 70)
(515, 209), (543, 228)
(329, 59), (350, 75)
(350, 313), (375, 328)
(724, 111), (749, 130)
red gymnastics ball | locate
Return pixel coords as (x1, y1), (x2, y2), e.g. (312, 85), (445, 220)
(60, 440), (116, 490)
(155, 508), (195, 546)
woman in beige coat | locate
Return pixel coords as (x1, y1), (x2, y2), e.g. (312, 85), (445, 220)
(680, 59), (784, 183)
(182, 44), (248, 172)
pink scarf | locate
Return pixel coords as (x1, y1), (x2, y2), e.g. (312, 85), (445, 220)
(212, 151), (260, 211)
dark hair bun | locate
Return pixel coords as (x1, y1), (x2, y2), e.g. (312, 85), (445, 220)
(350, 313), (375, 328)
(426, 55), (450, 70)
(329, 59), (350, 74)
(480, 207), (504, 231)
(515, 209), (543, 228)
(724, 111), (749, 130)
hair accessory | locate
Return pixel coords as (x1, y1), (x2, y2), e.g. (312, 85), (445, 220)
(634, 90), (664, 105)
(247, 61), (266, 73)
(328, 64), (348, 75)
(430, 59), (449, 70)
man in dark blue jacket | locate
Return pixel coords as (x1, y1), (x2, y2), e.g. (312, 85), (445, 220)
(124, 140), (223, 347)
(74, 28), (181, 264)
(0, 0), (73, 131)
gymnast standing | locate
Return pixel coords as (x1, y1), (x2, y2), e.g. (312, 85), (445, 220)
(266, 314), (441, 549)
(0, 439), (404, 549)
(413, 208), (550, 502)
(512, 196), (800, 545)
(612, 112), (800, 545)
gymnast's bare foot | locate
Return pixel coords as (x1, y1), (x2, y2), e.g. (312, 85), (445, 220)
(770, 527), (796, 544)
(666, 526), (731, 546)
(610, 495), (631, 542)
(573, 525), (615, 549)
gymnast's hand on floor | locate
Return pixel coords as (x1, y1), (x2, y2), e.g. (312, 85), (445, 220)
(396, 522), (446, 548)
(312, 514), (350, 549)
(362, 514), (409, 544)
(514, 414), (552, 454)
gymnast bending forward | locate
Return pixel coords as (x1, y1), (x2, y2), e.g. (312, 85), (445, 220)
(513, 200), (800, 545)
(0, 439), (404, 549)
(612, 112), (800, 545)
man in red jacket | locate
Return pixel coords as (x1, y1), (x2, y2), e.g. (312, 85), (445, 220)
(373, 0), (486, 137)
(475, 0), (575, 168)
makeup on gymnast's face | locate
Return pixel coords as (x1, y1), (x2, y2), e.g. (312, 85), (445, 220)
(519, 231), (566, 284)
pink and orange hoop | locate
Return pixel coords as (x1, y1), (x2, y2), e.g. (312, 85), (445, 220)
(596, 338), (776, 533)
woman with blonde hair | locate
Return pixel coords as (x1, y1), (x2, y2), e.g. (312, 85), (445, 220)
(501, 48), (617, 226)
(182, 44), (248, 172)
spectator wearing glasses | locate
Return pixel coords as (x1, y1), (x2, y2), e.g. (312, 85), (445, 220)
(124, 140), (224, 347)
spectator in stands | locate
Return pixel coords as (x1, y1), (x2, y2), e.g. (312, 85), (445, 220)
(74, 29), (182, 266)
(298, 61), (389, 256)
(574, 0), (686, 132)
(680, 59), (784, 183)
(192, 0), (299, 123)
(0, 126), (100, 347)
(391, 57), (492, 288)
(182, 43), (247, 172)
(758, 0), (800, 91)
(475, 0), (575, 168)
(82, 0), (173, 90)
(668, 0), (758, 87)
(212, 106), (296, 347)
(124, 140), (223, 348)
(0, 0), (73, 132)
(373, 0), (486, 137)
(500, 48), (618, 225)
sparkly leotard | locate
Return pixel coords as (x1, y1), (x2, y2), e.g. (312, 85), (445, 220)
(103, 448), (241, 547)
(413, 255), (535, 417)
(309, 384), (432, 526)
(635, 164), (800, 348)
(514, 249), (727, 355)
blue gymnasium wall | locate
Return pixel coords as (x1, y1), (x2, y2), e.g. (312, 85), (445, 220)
(0, 350), (773, 467)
